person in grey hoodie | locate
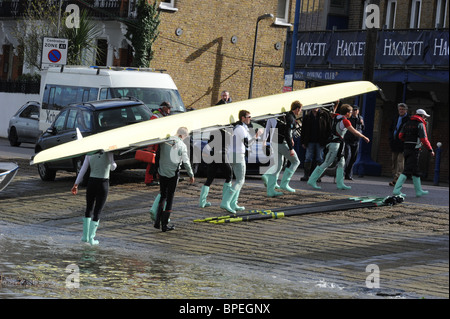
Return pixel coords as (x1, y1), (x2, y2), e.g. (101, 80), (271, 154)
(153, 127), (195, 232)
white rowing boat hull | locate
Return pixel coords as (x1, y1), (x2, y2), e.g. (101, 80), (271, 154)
(31, 81), (378, 165)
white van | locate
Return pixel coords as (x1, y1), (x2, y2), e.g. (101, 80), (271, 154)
(39, 65), (185, 132)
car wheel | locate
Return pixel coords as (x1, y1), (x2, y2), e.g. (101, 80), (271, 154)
(8, 127), (21, 147)
(37, 163), (56, 181)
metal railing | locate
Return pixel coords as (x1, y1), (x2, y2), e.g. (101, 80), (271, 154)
(0, 80), (40, 94)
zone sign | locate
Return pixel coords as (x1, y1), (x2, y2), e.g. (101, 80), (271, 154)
(41, 37), (68, 69)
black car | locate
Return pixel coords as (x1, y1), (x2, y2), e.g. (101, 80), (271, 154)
(35, 98), (153, 181)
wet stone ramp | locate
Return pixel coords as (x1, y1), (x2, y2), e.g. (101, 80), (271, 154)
(0, 158), (448, 298)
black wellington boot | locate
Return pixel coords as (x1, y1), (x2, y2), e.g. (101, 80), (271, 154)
(300, 162), (311, 181)
(161, 210), (175, 232)
(154, 199), (165, 229)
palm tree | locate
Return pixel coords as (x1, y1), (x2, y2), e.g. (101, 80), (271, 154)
(62, 9), (103, 66)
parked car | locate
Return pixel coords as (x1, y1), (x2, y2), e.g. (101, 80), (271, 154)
(34, 98), (153, 181)
(8, 101), (41, 146)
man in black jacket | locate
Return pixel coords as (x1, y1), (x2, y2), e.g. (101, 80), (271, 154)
(388, 103), (410, 186)
(300, 107), (331, 181)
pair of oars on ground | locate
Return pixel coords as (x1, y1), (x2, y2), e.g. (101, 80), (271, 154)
(193, 196), (404, 224)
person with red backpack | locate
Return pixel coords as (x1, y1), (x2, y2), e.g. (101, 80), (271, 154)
(393, 109), (435, 197)
(307, 104), (369, 190)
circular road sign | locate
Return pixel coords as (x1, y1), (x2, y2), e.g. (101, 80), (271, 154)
(48, 49), (62, 63)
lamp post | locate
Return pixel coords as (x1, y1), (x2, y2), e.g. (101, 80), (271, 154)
(248, 13), (273, 99)
(57, 0), (63, 36)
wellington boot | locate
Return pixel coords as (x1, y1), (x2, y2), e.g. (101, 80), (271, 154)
(230, 189), (245, 211)
(199, 185), (212, 208)
(261, 174), (268, 187)
(262, 173), (281, 189)
(412, 176), (429, 197)
(393, 174), (407, 197)
(88, 220), (100, 245)
(307, 166), (324, 189)
(300, 162), (311, 181)
(81, 217), (91, 243)
(336, 167), (351, 190)
(161, 211), (175, 232)
(219, 183), (233, 210)
(280, 167), (296, 192)
(266, 174), (283, 197)
(220, 187), (236, 214)
(154, 198), (165, 229)
(150, 194), (166, 222)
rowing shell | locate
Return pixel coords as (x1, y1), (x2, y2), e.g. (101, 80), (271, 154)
(31, 81), (378, 165)
(0, 162), (19, 192)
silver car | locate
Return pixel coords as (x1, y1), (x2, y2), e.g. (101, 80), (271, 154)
(8, 101), (41, 146)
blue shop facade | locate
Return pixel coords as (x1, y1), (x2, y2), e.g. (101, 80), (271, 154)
(285, 29), (449, 181)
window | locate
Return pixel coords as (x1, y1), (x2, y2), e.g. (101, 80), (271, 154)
(76, 110), (93, 131)
(20, 105), (39, 119)
(159, 0), (177, 11)
(410, 0), (422, 28)
(66, 109), (78, 130)
(385, 0), (397, 28)
(54, 110), (68, 132)
(43, 85), (100, 110)
(276, 0), (291, 26)
(435, 0), (448, 27)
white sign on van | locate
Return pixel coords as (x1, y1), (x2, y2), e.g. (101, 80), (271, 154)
(41, 37), (68, 69)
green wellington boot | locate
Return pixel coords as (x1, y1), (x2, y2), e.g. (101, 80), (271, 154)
(307, 166), (325, 189)
(150, 194), (166, 222)
(266, 174), (283, 197)
(393, 174), (407, 197)
(280, 167), (296, 192)
(199, 185), (212, 208)
(412, 176), (429, 197)
(261, 174), (268, 187)
(88, 220), (100, 245)
(219, 182), (232, 209)
(230, 189), (245, 211)
(81, 217), (91, 243)
(220, 186), (236, 214)
(336, 167), (351, 190)
(262, 174), (281, 189)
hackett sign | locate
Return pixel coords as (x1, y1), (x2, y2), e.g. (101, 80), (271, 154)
(288, 30), (449, 67)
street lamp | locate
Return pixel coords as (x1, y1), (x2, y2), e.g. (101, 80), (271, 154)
(248, 13), (274, 99)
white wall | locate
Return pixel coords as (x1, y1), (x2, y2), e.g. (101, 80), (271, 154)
(0, 93), (40, 138)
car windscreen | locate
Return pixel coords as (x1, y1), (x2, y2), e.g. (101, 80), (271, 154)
(99, 88), (186, 113)
(96, 104), (152, 131)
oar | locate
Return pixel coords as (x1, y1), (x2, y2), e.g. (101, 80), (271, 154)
(193, 196), (379, 223)
(211, 196), (398, 224)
